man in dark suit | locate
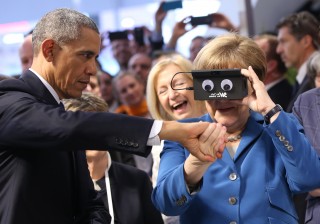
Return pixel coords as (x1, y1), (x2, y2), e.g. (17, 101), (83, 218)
(254, 34), (293, 109)
(276, 12), (320, 223)
(0, 8), (216, 224)
(276, 11), (319, 113)
(293, 88), (320, 224)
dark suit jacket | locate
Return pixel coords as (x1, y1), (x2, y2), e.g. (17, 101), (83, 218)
(286, 76), (314, 112)
(96, 162), (164, 224)
(293, 88), (320, 224)
(0, 71), (154, 224)
(267, 78), (293, 110)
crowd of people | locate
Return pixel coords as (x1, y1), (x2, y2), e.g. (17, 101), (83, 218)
(1, 2), (320, 224)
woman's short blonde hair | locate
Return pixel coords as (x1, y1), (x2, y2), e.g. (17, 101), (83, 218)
(194, 33), (266, 81)
(63, 92), (108, 112)
(146, 54), (206, 120)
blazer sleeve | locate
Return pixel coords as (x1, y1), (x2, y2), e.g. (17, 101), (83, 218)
(152, 140), (197, 216)
(0, 95), (154, 156)
(264, 111), (320, 192)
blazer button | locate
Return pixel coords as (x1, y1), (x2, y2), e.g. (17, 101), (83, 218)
(287, 145), (293, 152)
(175, 195), (187, 206)
(275, 130), (281, 137)
(228, 197), (237, 205)
(279, 135), (285, 142)
(230, 222), (237, 224)
(229, 173), (237, 181)
(283, 140), (289, 147)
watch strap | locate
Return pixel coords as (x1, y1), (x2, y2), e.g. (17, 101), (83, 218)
(264, 104), (282, 124)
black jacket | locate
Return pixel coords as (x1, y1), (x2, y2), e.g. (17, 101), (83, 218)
(0, 71), (154, 224)
(96, 162), (164, 224)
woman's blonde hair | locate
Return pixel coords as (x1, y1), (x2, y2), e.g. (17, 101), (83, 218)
(146, 54), (206, 120)
(194, 33), (266, 81)
(63, 92), (108, 112)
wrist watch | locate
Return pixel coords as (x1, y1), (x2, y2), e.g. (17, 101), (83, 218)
(264, 104), (282, 124)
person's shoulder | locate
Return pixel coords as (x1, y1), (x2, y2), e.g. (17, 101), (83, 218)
(299, 87), (320, 98)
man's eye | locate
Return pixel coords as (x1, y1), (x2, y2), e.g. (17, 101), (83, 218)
(82, 53), (93, 59)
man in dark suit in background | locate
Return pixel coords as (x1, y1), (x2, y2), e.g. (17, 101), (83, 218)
(276, 11), (319, 113)
(254, 34), (293, 109)
(0, 8), (217, 224)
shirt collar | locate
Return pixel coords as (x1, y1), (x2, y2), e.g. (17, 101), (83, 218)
(28, 68), (61, 104)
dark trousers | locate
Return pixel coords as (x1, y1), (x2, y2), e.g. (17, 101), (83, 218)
(294, 193), (307, 224)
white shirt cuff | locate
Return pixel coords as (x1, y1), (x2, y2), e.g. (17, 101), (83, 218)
(147, 120), (163, 146)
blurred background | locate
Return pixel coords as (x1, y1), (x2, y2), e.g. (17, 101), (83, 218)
(0, 0), (317, 76)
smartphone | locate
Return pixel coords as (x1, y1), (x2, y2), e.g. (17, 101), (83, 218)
(162, 0), (183, 11)
(190, 15), (212, 26)
(134, 27), (144, 46)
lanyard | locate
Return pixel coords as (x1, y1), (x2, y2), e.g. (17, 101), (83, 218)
(105, 169), (114, 224)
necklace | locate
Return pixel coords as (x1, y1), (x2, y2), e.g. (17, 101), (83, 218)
(227, 134), (242, 142)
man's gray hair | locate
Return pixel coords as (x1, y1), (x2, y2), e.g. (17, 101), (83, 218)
(32, 8), (99, 55)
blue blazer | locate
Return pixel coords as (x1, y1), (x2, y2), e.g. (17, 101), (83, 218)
(293, 88), (320, 224)
(0, 71), (154, 224)
(152, 111), (320, 224)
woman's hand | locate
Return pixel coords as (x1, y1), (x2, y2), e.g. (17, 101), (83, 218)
(241, 66), (276, 116)
(184, 122), (226, 185)
(198, 122), (226, 159)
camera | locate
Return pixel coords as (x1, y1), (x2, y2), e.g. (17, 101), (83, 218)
(191, 69), (248, 100)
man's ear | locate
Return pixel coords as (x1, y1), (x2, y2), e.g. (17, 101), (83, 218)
(301, 35), (313, 48)
(42, 39), (55, 62)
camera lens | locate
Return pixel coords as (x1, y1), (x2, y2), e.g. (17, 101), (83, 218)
(221, 79), (233, 91)
(202, 79), (214, 91)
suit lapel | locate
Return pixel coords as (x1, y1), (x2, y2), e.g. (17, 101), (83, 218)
(233, 113), (264, 162)
(21, 70), (58, 106)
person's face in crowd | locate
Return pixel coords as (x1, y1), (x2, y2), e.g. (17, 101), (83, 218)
(128, 53), (152, 83)
(111, 39), (132, 68)
(115, 75), (145, 107)
(19, 34), (33, 73)
(276, 26), (306, 69)
(189, 38), (205, 62)
(99, 72), (114, 103)
(85, 75), (101, 97)
(86, 150), (107, 160)
(49, 27), (100, 99)
(254, 38), (273, 84)
(156, 64), (201, 120)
